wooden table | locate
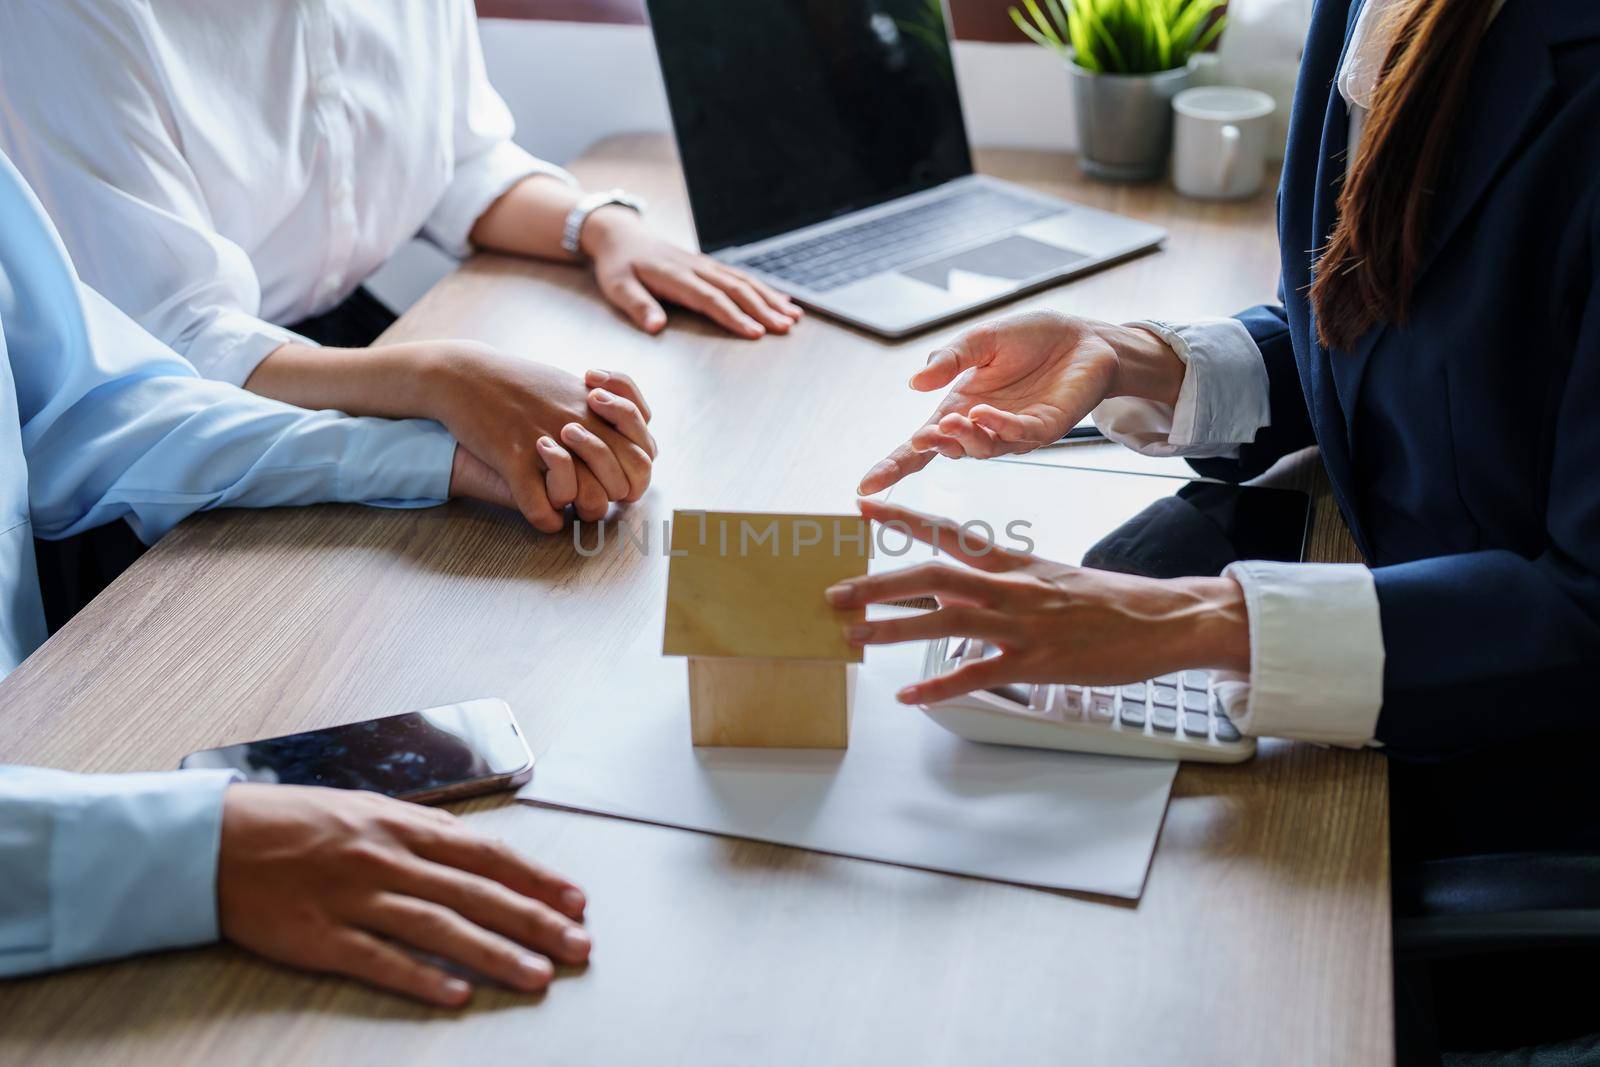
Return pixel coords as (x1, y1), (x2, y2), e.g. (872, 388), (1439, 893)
(0, 135), (1391, 1066)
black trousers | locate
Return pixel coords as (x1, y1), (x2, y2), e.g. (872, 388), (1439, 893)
(33, 288), (399, 632)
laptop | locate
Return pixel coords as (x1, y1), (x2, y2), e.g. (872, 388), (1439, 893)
(644, 0), (1167, 338)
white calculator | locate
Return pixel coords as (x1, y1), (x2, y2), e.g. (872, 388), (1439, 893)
(917, 637), (1255, 763)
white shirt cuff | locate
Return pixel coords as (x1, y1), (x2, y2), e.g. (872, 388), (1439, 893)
(176, 310), (311, 388)
(424, 142), (577, 258)
(1214, 561), (1386, 747)
(1091, 318), (1271, 459)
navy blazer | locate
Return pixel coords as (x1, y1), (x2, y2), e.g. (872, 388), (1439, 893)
(1190, 0), (1600, 756)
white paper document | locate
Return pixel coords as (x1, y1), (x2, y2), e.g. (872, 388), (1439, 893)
(520, 638), (1176, 899)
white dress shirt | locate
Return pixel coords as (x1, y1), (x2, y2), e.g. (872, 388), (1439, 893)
(1089, 0), (1429, 747)
(0, 148), (453, 976)
(0, 0), (574, 387)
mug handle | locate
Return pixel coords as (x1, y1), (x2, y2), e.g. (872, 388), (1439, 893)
(1218, 124), (1242, 194)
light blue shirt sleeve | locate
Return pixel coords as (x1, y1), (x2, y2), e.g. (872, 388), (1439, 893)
(0, 150), (454, 546)
(21, 286), (455, 544)
(0, 766), (239, 977)
(0, 150), (455, 977)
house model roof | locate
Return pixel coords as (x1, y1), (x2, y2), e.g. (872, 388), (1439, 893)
(662, 510), (870, 662)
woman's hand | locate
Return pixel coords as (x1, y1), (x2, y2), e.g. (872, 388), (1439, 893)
(217, 783), (591, 1007)
(429, 346), (657, 532)
(858, 311), (1186, 494)
(827, 500), (1251, 703)
(583, 206), (803, 340)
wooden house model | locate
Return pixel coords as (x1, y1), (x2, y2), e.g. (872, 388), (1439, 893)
(662, 510), (870, 748)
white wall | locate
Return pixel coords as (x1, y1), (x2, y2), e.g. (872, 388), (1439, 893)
(477, 21), (673, 165)
(477, 21), (1084, 163)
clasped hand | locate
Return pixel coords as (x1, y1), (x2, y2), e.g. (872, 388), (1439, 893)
(439, 344), (657, 532)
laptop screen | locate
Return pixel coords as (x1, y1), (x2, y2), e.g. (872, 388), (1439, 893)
(646, 0), (974, 253)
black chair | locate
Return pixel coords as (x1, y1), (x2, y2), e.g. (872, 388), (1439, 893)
(1392, 812), (1600, 1064)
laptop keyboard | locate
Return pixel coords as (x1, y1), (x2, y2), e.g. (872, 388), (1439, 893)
(738, 185), (1064, 293)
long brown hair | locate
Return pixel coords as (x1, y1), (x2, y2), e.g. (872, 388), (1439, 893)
(1310, 0), (1499, 350)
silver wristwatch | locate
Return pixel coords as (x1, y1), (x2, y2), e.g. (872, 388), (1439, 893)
(561, 189), (646, 257)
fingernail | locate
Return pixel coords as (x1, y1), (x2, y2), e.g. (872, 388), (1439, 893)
(563, 927), (592, 957)
(647, 312), (666, 329)
(896, 686), (920, 703)
(591, 388), (614, 403)
(517, 954), (553, 987)
(824, 583), (853, 606)
(844, 623), (871, 643)
(585, 369), (609, 382)
(441, 976), (472, 1003)
(561, 888), (586, 914)
(910, 350), (951, 386)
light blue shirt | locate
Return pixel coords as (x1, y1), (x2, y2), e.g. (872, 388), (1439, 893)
(0, 151), (455, 977)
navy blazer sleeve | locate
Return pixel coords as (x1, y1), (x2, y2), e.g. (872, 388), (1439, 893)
(1371, 194), (1600, 756)
(1187, 298), (1318, 483)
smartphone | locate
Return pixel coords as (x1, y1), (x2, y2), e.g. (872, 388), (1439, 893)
(179, 698), (534, 804)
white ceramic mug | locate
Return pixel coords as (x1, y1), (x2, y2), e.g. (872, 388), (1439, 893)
(1171, 87), (1277, 200)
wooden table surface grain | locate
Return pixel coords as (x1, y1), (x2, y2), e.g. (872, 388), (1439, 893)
(0, 135), (1391, 1066)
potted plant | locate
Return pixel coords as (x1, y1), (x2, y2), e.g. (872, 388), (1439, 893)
(1011, 0), (1228, 180)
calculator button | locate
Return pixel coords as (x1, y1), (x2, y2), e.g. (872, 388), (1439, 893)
(1089, 693), (1116, 721)
(1214, 717), (1242, 742)
(1182, 711), (1210, 738)
(1155, 673), (1181, 685)
(1119, 701), (1147, 727)
(1181, 690), (1210, 713)
(1182, 670), (1209, 688)
(1120, 683), (1148, 702)
(1151, 686), (1179, 707)
(1151, 706), (1178, 733)
(1061, 686), (1084, 713)
(988, 683), (1030, 706)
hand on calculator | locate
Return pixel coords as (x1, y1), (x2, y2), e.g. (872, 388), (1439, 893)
(826, 499), (1252, 704)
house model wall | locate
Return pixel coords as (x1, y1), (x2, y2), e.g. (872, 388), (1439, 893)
(662, 510), (871, 748)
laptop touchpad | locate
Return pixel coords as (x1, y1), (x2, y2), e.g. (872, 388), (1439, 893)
(901, 234), (1088, 292)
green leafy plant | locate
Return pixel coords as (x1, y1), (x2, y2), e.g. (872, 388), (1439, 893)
(1009, 0), (1228, 75)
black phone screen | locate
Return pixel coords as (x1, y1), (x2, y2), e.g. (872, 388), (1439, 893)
(180, 699), (531, 799)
